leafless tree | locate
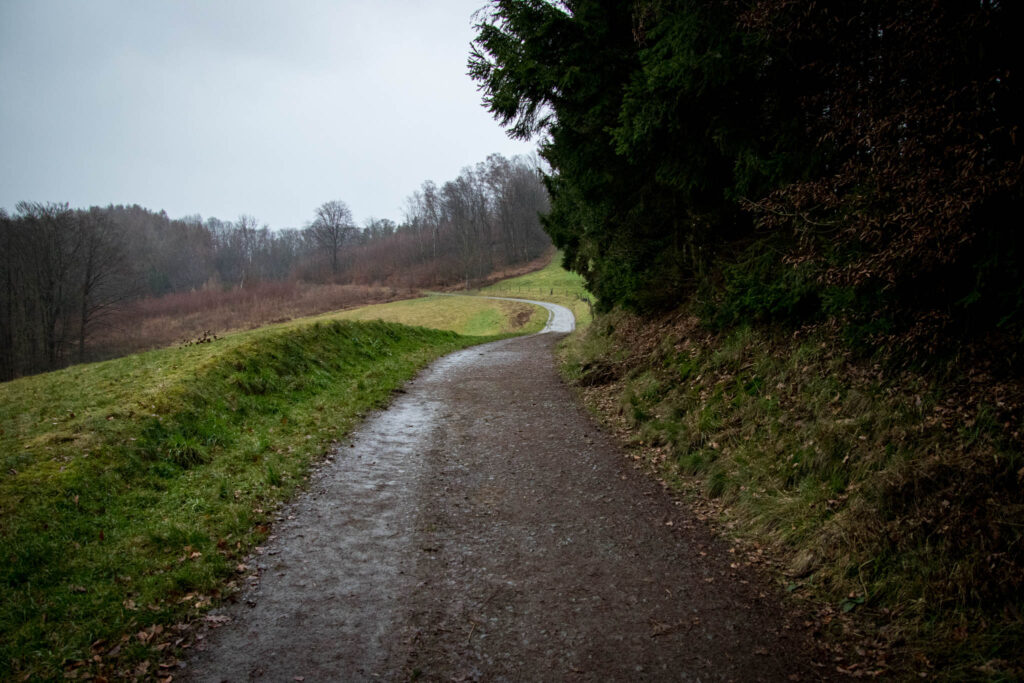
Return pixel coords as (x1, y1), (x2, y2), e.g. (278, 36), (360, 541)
(309, 200), (355, 274)
(0, 202), (135, 376)
(75, 208), (133, 361)
(0, 154), (549, 379)
(364, 217), (397, 242)
(16, 202), (79, 368)
(0, 209), (16, 379)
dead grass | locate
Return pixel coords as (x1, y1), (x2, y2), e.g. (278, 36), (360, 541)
(83, 252), (563, 367)
(89, 282), (416, 360)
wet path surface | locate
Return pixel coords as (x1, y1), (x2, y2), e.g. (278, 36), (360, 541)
(184, 309), (825, 681)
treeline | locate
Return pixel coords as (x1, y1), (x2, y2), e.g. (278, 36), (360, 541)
(472, 1), (1023, 353)
(346, 153), (550, 287)
(0, 153), (549, 380)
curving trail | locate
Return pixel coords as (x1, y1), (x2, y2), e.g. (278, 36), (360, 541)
(184, 304), (826, 681)
(481, 296), (576, 334)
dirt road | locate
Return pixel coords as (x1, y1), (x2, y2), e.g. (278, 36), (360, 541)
(184, 306), (826, 681)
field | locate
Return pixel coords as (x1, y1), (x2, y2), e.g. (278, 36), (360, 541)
(330, 250), (593, 334)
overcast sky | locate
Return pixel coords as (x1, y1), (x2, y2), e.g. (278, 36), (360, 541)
(0, 1), (535, 229)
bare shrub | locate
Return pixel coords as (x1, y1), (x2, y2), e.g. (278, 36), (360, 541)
(90, 282), (413, 359)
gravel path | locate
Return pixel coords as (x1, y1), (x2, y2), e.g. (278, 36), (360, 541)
(183, 306), (826, 681)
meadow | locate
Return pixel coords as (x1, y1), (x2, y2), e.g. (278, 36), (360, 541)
(89, 281), (414, 361)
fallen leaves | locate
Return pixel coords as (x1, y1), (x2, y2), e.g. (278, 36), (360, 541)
(136, 624), (164, 644)
(649, 619), (685, 637)
(59, 618), (204, 681)
(204, 613), (231, 627)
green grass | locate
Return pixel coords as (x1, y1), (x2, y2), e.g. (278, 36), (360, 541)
(334, 293), (545, 336)
(564, 309), (1024, 679)
(0, 307), (533, 678)
(0, 261), (564, 677)
(476, 251), (594, 328)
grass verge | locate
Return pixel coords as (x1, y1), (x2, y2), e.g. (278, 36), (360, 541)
(561, 308), (1024, 680)
(0, 317), (509, 679)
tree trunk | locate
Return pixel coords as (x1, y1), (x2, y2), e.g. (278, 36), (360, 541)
(78, 248), (93, 363)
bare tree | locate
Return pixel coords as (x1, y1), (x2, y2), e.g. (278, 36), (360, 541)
(75, 208), (133, 361)
(235, 214), (263, 286)
(421, 181), (441, 260)
(0, 209), (15, 380)
(364, 217), (397, 242)
(309, 200), (355, 274)
(16, 202), (79, 368)
(0, 202), (136, 375)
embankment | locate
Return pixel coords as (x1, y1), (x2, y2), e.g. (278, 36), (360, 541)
(0, 320), (491, 679)
(561, 309), (1023, 679)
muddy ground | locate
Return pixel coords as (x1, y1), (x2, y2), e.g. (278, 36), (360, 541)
(183, 323), (831, 681)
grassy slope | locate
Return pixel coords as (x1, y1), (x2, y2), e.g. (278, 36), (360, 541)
(334, 294), (545, 336)
(561, 309), (1023, 680)
(0, 294), (540, 678)
(476, 253), (593, 328)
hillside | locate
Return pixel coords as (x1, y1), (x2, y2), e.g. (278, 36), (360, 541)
(561, 308), (1023, 679)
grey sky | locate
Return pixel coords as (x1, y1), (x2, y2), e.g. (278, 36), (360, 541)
(0, 0), (534, 229)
